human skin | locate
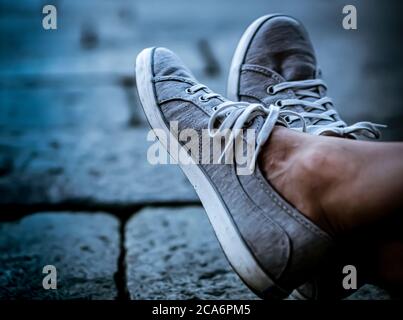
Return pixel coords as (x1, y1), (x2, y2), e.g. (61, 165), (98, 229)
(259, 126), (403, 236)
(258, 126), (403, 289)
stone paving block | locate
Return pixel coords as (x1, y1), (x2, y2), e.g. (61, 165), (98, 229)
(125, 207), (392, 300)
(0, 85), (130, 130)
(0, 0), (401, 301)
(346, 284), (392, 300)
(0, 212), (119, 299)
(0, 0), (215, 76)
(1, 0), (402, 138)
(125, 206), (258, 299)
(0, 128), (198, 207)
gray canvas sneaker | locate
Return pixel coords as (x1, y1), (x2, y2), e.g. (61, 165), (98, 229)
(228, 14), (383, 139)
(227, 14), (384, 300)
(136, 47), (334, 299)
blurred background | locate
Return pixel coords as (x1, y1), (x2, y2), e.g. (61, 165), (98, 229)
(0, 0), (402, 299)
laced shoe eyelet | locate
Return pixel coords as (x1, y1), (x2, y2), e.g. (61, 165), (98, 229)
(275, 100), (283, 107)
(284, 115), (291, 123)
(212, 106), (218, 111)
(199, 96), (208, 102)
(266, 86), (275, 95)
(185, 88), (193, 94)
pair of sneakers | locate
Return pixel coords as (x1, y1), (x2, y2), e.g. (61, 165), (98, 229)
(135, 14), (383, 299)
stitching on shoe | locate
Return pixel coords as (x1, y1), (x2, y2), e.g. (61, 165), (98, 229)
(240, 90), (265, 101)
(255, 174), (332, 241)
(241, 91), (294, 104)
(153, 75), (198, 84)
(158, 97), (213, 116)
(239, 67), (295, 99)
(241, 64), (284, 82)
(201, 163), (291, 279)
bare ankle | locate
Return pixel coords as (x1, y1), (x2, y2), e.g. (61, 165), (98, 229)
(259, 127), (344, 235)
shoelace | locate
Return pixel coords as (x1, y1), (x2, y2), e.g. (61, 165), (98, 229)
(187, 84), (303, 172)
(269, 79), (386, 139)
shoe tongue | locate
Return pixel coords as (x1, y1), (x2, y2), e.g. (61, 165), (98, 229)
(281, 53), (317, 81)
(279, 50), (330, 128)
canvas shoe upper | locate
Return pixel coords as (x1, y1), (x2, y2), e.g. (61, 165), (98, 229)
(228, 14), (384, 139)
(136, 47), (334, 299)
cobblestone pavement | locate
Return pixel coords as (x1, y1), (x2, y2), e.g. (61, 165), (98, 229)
(0, 0), (402, 299)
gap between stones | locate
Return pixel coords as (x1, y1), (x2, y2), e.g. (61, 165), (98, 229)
(114, 210), (131, 300)
(0, 201), (202, 300)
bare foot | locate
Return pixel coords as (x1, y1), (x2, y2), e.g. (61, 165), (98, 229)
(258, 126), (399, 236)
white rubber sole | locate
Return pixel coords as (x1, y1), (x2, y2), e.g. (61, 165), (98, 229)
(227, 14), (282, 101)
(135, 47), (277, 296)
